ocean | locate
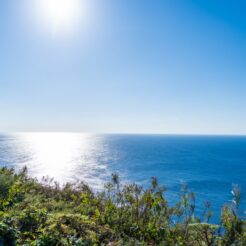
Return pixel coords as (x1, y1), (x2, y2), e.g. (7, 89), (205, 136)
(0, 133), (245, 221)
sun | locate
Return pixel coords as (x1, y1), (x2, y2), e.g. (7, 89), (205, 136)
(32, 0), (85, 36)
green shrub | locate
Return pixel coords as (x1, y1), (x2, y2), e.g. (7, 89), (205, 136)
(0, 167), (244, 245)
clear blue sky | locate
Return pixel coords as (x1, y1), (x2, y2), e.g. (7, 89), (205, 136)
(0, 0), (246, 134)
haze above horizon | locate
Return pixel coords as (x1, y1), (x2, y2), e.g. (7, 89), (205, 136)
(1, 0), (246, 135)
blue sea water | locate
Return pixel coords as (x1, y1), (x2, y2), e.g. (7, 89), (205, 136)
(0, 133), (245, 221)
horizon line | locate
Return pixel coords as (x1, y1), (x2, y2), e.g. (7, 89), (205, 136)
(1, 131), (246, 137)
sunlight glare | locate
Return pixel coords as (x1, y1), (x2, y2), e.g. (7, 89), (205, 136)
(32, 0), (86, 36)
(22, 133), (90, 182)
(11, 133), (109, 188)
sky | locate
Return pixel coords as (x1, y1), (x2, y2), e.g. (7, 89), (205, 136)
(0, 0), (246, 134)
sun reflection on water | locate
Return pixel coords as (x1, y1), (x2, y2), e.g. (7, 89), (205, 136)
(9, 133), (111, 188)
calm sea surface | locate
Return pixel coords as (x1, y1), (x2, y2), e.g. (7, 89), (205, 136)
(0, 133), (245, 220)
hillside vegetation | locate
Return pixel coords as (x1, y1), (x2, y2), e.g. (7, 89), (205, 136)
(0, 167), (245, 245)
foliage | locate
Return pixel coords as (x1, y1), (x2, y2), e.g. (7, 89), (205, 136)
(0, 167), (245, 245)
